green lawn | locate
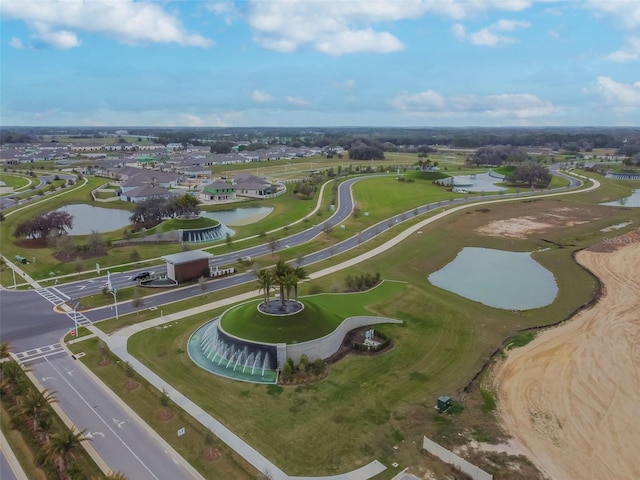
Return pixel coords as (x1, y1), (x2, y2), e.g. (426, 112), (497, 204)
(156, 216), (219, 231)
(221, 281), (407, 343)
(0, 173), (31, 191)
(67, 170), (640, 478)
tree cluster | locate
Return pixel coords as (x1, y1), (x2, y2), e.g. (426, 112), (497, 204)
(506, 161), (552, 188)
(280, 354), (326, 383)
(256, 261), (308, 311)
(14, 211), (73, 239)
(467, 145), (529, 167)
(344, 272), (381, 292)
(49, 230), (107, 262)
(130, 194), (200, 229)
(348, 143), (385, 161)
(293, 180), (317, 199)
(211, 141), (234, 154)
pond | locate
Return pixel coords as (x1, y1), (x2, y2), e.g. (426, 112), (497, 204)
(428, 247), (558, 310)
(55, 204), (272, 236)
(56, 204), (133, 235)
(201, 206), (273, 226)
(600, 189), (640, 208)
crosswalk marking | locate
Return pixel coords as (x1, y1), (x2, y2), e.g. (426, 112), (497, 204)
(14, 343), (65, 364)
(35, 288), (92, 327)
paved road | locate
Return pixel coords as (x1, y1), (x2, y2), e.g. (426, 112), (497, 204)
(0, 166), (589, 479)
(30, 355), (200, 480)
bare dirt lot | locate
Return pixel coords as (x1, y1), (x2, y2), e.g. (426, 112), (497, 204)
(476, 206), (597, 238)
(493, 234), (640, 480)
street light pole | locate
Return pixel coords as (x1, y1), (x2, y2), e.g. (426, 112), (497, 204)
(71, 298), (80, 338)
(112, 288), (119, 320)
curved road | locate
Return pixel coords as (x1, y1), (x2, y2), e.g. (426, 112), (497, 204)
(0, 165), (590, 479)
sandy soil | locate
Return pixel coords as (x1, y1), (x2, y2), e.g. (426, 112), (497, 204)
(493, 238), (640, 479)
(476, 207), (594, 238)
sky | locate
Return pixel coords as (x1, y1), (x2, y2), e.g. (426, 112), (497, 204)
(0, 0), (639, 128)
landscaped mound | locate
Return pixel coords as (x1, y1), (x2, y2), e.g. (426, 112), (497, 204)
(156, 216), (219, 232)
(219, 298), (343, 344)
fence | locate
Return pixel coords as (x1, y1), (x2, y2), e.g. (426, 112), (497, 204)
(422, 436), (493, 480)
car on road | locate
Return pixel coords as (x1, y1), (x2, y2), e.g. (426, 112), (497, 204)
(132, 271), (151, 281)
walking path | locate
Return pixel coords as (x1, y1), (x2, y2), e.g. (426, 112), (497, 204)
(2, 170), (599, 479)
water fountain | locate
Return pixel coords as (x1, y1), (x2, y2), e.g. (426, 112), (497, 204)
(188, 320), (278, 384)
(181, 223), (235, 243)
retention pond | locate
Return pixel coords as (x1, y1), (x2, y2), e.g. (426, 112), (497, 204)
(428, 247), (558, 310)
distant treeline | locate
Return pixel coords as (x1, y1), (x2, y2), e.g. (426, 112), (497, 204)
(2, 127), (639, 154)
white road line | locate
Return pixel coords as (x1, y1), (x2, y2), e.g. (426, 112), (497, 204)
(44, 357), (160, 480)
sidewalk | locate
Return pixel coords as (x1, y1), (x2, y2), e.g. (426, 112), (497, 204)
(86, 172), (601, 480)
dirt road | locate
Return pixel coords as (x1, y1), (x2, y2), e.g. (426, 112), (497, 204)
(494, 238), (640, 480)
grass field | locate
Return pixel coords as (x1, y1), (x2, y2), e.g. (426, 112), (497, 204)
(57, 169), (640, 479)
(0, 173), (32, 191)
(112, 174), (640, 478)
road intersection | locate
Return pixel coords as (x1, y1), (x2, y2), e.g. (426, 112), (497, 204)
(1, 167), (590, 479)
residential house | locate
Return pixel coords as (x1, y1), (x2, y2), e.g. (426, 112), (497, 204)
(201, 180), (236, 201)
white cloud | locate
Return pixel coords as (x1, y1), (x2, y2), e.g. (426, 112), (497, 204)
(286, 96), (310, 106)
(207, 1), (242, 25)
(389, 89), (555, 119)
(9, 37), (25, 49)
(244, 0), (540, 54)
(36, 27), (81, 49)
(247, 1), (408, 55)
(425, 0), (532, 20)
(586, 1), (640, 61)
(591, 76), (640, 110)
(586, 0), (640, 30)
(0, 0), (212, 49)
(453, 19), (530, 46)
(251, 90), (274, 103)
(607, 36), (640, 62)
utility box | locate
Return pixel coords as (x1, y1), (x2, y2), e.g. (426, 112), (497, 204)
(15, 255), (27, 265)
(437, 396), (452, 412)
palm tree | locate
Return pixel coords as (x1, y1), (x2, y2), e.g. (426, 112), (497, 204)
(281, 271), (298, 311)
(292, 266), (308, 303)
(47, 428), (89, 470)
(1, 361), (29, 396)
(21, 388), (57, 430)
(272, 260), (291, 309)
(0, 341), (11, 358)
(256, 269), (274, 308)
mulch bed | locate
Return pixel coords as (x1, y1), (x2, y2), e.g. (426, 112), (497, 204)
(125, 380), (140, 391)
(155, 408), (174, 421)
(258, 299), (303, 314)
(325, 327), (393, 365)
(202, 448), (221, 461)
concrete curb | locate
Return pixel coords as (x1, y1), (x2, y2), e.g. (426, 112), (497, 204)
(58, 335), (206, 479)
(0, 427), (29, 480)
(24, 370), (112, 475)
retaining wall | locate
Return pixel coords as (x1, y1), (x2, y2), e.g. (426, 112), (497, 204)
(284, 315), (402, 366)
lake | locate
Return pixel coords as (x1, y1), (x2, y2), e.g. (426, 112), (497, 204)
(56, 204), (133, 235)
(56, 204), (274, 235)
(201, 206), (273, 226)
(600, 189), (640, 208)
(428, 247), (558, 310)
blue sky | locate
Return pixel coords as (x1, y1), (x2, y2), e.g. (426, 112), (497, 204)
(1, 0), (639, 127)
